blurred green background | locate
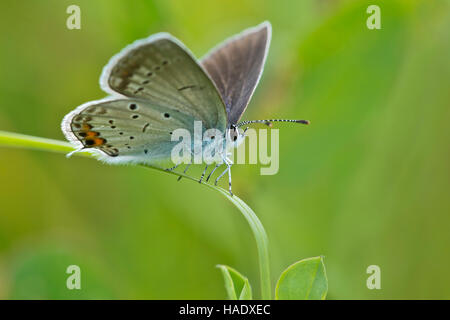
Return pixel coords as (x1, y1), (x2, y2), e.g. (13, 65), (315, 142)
(0, 0), (449, 299)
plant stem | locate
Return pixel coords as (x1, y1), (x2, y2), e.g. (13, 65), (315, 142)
(212, 189), (271, 300)
(0, 130), (272, 299)
(0, 130), (90, 157)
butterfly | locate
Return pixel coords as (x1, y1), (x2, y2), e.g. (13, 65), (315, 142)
(61, 21), (309, 196)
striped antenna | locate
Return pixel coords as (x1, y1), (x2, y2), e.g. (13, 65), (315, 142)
(235, 119), (310, 128)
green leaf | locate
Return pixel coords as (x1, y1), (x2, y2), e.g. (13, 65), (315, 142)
(217, 265), (252, 300)
(275, 256), (328, 300)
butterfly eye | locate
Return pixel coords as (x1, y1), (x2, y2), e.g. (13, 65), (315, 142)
(229, 127), (239, 142)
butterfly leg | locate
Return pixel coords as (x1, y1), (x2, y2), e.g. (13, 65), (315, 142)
(66, 146), (86, 158)
(214, 166), (229, 186)
(226, 156), (234, 196)
(227, 163), (233, 196)
(177, 163), (191, 181)
(206, 163), (221, 182)
(199, 164), (209, 183)
(215, 158), (233, 196)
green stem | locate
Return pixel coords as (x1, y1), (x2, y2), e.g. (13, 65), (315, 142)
(0, 130), (272, 300)
(0, 130), (90, 156)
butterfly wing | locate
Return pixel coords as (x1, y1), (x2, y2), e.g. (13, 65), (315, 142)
(200, 21), (271, 125)
(62, 33), (228, 167)
(100, 33), (227, 131)
(62, 97), (197, 167)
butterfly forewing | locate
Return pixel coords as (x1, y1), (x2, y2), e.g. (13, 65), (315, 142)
(101, 34), (227, 131)
(201, 22), (271, 125)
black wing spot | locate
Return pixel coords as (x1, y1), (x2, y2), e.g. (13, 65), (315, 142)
(130, 136), (134, 140)
(119, 132), (123, 135)
(144, 149), (148, 154)
(164, 113), (170, 118)
(146, 72), (153, 77)
(155, 66), (160, 71)
(127, 146), (131, 149)
(133, 87), (143, 94)
(111, 126), (116, 129)
(132, 114), (139, 119)
(129, 103), (138, 110)
(142, 80), (150, 84)
(162, 60), (168, 65)
(142, 123), (150, 132)
(109, 120), (114, 124)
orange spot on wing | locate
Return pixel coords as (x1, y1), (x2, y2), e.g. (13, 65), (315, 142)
(93, 138), (106, 146)
(86, 131), (99, 137)
(84, 137), (105, 147)
(82, 123), (92, 131)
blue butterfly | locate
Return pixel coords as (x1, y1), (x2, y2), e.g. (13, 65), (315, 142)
(62, 21), (308, 195)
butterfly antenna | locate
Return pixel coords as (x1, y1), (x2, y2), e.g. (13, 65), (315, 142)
(236, 119), (310, 128)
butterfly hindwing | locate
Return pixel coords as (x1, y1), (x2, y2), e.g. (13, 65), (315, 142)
(62, 98), (196, 167)
(201, 21), (271, 125)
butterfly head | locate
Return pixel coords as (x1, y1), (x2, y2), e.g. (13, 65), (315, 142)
(226, 125), (246, 149)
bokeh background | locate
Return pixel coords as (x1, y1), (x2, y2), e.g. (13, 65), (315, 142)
(0, 0), (449, 299)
